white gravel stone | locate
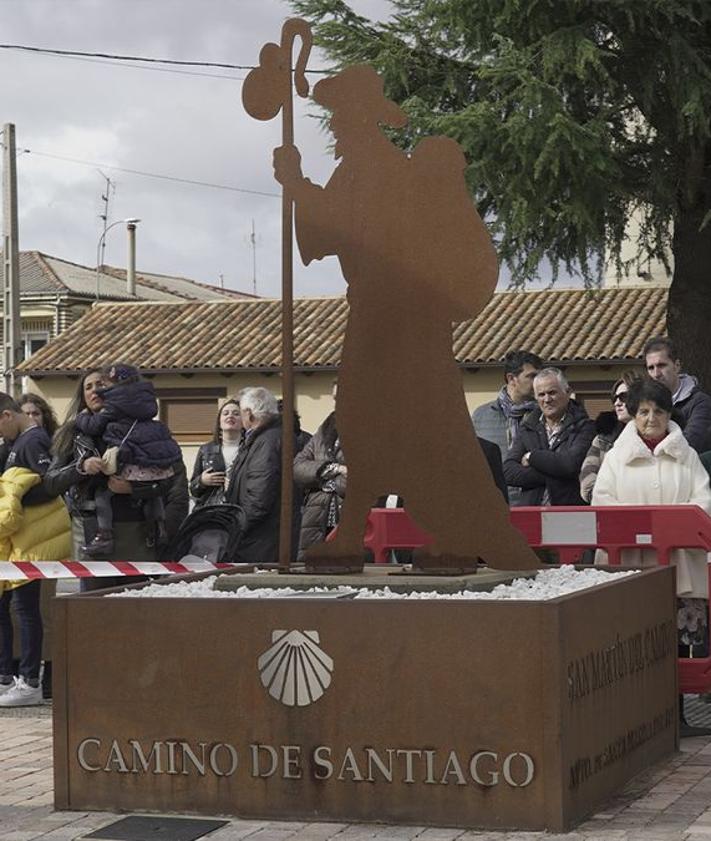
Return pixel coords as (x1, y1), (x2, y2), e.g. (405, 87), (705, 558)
(108, 566), (638, 601)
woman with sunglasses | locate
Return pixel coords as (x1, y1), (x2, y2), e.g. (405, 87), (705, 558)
(579, 371), (642, 502)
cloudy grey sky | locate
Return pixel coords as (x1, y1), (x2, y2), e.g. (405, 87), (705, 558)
(2, 0), (394, 298)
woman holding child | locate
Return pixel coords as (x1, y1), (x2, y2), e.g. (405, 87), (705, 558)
(44, 366), (188, 590)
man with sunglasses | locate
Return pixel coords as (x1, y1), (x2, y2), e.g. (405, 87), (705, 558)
(644, 336), (711, 453)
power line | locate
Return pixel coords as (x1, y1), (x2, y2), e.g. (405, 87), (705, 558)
(23, 50), (247, 80)
(0, 43), (331, 74)
(20, 148), (280, 198)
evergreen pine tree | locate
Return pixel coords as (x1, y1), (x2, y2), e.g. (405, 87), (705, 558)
(291, 0), (711, 385)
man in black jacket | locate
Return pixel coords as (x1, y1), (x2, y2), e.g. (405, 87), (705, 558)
(503, 368), (595, 505)
(644, 336), (711, 453)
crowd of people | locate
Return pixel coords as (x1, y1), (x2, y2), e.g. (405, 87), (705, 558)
(473, 339), (711, 710)
(0, 368), (311, 709)
(0, 336), (710, 710)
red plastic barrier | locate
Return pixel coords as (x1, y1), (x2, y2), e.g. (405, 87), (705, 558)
(358, 505), (711, 694)
(362, 509), (431, 563)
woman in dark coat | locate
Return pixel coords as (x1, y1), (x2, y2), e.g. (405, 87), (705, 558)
(44, 368), (188, 590)
(72, 363), (182, 556)
(190, 398), (242, 508)
(293, 411), (347, 558)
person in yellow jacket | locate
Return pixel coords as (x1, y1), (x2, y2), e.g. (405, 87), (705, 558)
(0, 393), (70, 707)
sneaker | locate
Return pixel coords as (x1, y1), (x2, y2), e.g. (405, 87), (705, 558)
(0, 676), (43, 707)
(0, 679), (14, 697)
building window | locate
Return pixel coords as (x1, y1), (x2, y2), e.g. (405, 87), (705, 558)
(157, 388), (227, 443)
(573, 381), (615, 421)
(17, 332), (51, 362)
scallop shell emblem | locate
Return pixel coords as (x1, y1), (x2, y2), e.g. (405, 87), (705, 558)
(257, 630), (333, 707)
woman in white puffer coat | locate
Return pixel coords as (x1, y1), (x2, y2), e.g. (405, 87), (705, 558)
(593, 379), (711, 660)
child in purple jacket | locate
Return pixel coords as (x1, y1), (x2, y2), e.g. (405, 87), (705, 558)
(75, 363), (181, 556)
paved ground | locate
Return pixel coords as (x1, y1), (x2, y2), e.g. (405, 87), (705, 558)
(4, 701), (711, 841)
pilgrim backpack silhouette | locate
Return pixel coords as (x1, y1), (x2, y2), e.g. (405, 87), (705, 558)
(244, 31), (538, 571)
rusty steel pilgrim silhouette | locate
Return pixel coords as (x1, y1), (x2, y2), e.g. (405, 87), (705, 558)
(243, 20), (539, 573)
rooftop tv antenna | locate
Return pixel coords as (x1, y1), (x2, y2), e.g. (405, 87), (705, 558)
(97, 170), (115, 268)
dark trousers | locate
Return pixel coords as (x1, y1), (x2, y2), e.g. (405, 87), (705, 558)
(0, 580), (43, 681)
(94, 487), (114, 533)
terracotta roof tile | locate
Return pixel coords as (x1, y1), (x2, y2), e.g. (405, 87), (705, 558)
(17, 286), (667, 376)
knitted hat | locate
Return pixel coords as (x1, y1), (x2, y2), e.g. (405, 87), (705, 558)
(109, 363), (140, 383)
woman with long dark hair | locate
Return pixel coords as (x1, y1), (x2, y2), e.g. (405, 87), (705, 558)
(45, 367), (188, 590)
(19, 393), (59, 440)
(190, 398), (242, 509)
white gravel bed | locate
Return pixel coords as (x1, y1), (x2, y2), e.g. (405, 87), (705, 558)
(107, 566), (638, 601)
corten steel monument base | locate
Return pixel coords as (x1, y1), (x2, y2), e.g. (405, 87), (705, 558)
(53, 566), (677, 831)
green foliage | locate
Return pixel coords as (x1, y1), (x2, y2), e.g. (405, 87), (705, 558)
(289, 0), (711, 286)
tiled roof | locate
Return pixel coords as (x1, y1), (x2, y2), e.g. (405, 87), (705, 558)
(452, 284), (666, 363)
(97, 265), (252, 301)
(4, 251), (254, 302)
(17, 285), (667, 376)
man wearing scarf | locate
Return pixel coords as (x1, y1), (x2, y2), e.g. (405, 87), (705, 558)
(472, 350), (542, 506)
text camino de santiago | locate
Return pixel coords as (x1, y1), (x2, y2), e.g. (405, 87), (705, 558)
(77, 740), (535, 788)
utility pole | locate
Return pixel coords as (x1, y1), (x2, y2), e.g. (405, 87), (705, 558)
(2, 123), (21, 397)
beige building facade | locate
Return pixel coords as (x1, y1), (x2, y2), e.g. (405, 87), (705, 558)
(22, 364), (636, 477)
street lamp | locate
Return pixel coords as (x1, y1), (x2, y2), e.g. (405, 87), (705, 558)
(95, 217), (141, 300)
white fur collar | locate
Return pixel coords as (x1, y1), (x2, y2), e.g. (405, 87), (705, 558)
(614, 419), (689, 464)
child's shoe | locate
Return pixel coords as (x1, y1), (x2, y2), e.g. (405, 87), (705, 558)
(82, 530), (115, 557)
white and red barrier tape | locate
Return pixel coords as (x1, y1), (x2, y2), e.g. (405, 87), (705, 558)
(0, 561), (236, 581)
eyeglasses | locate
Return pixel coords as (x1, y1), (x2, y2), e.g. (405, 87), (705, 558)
(612, 392), (627, 404)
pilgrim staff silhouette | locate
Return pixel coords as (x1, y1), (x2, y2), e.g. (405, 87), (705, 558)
(242, 19), (312, 567)
(271, 60), (539, 572)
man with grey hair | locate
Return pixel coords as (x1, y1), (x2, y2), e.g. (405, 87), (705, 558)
(225, 387), (284, 563)
(239, 387), (279, 421)
(503, 367), (594, 506)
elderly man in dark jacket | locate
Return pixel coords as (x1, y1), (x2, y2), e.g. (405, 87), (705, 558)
(226, 387), (284, 564)
(504, 368), (595, 505)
